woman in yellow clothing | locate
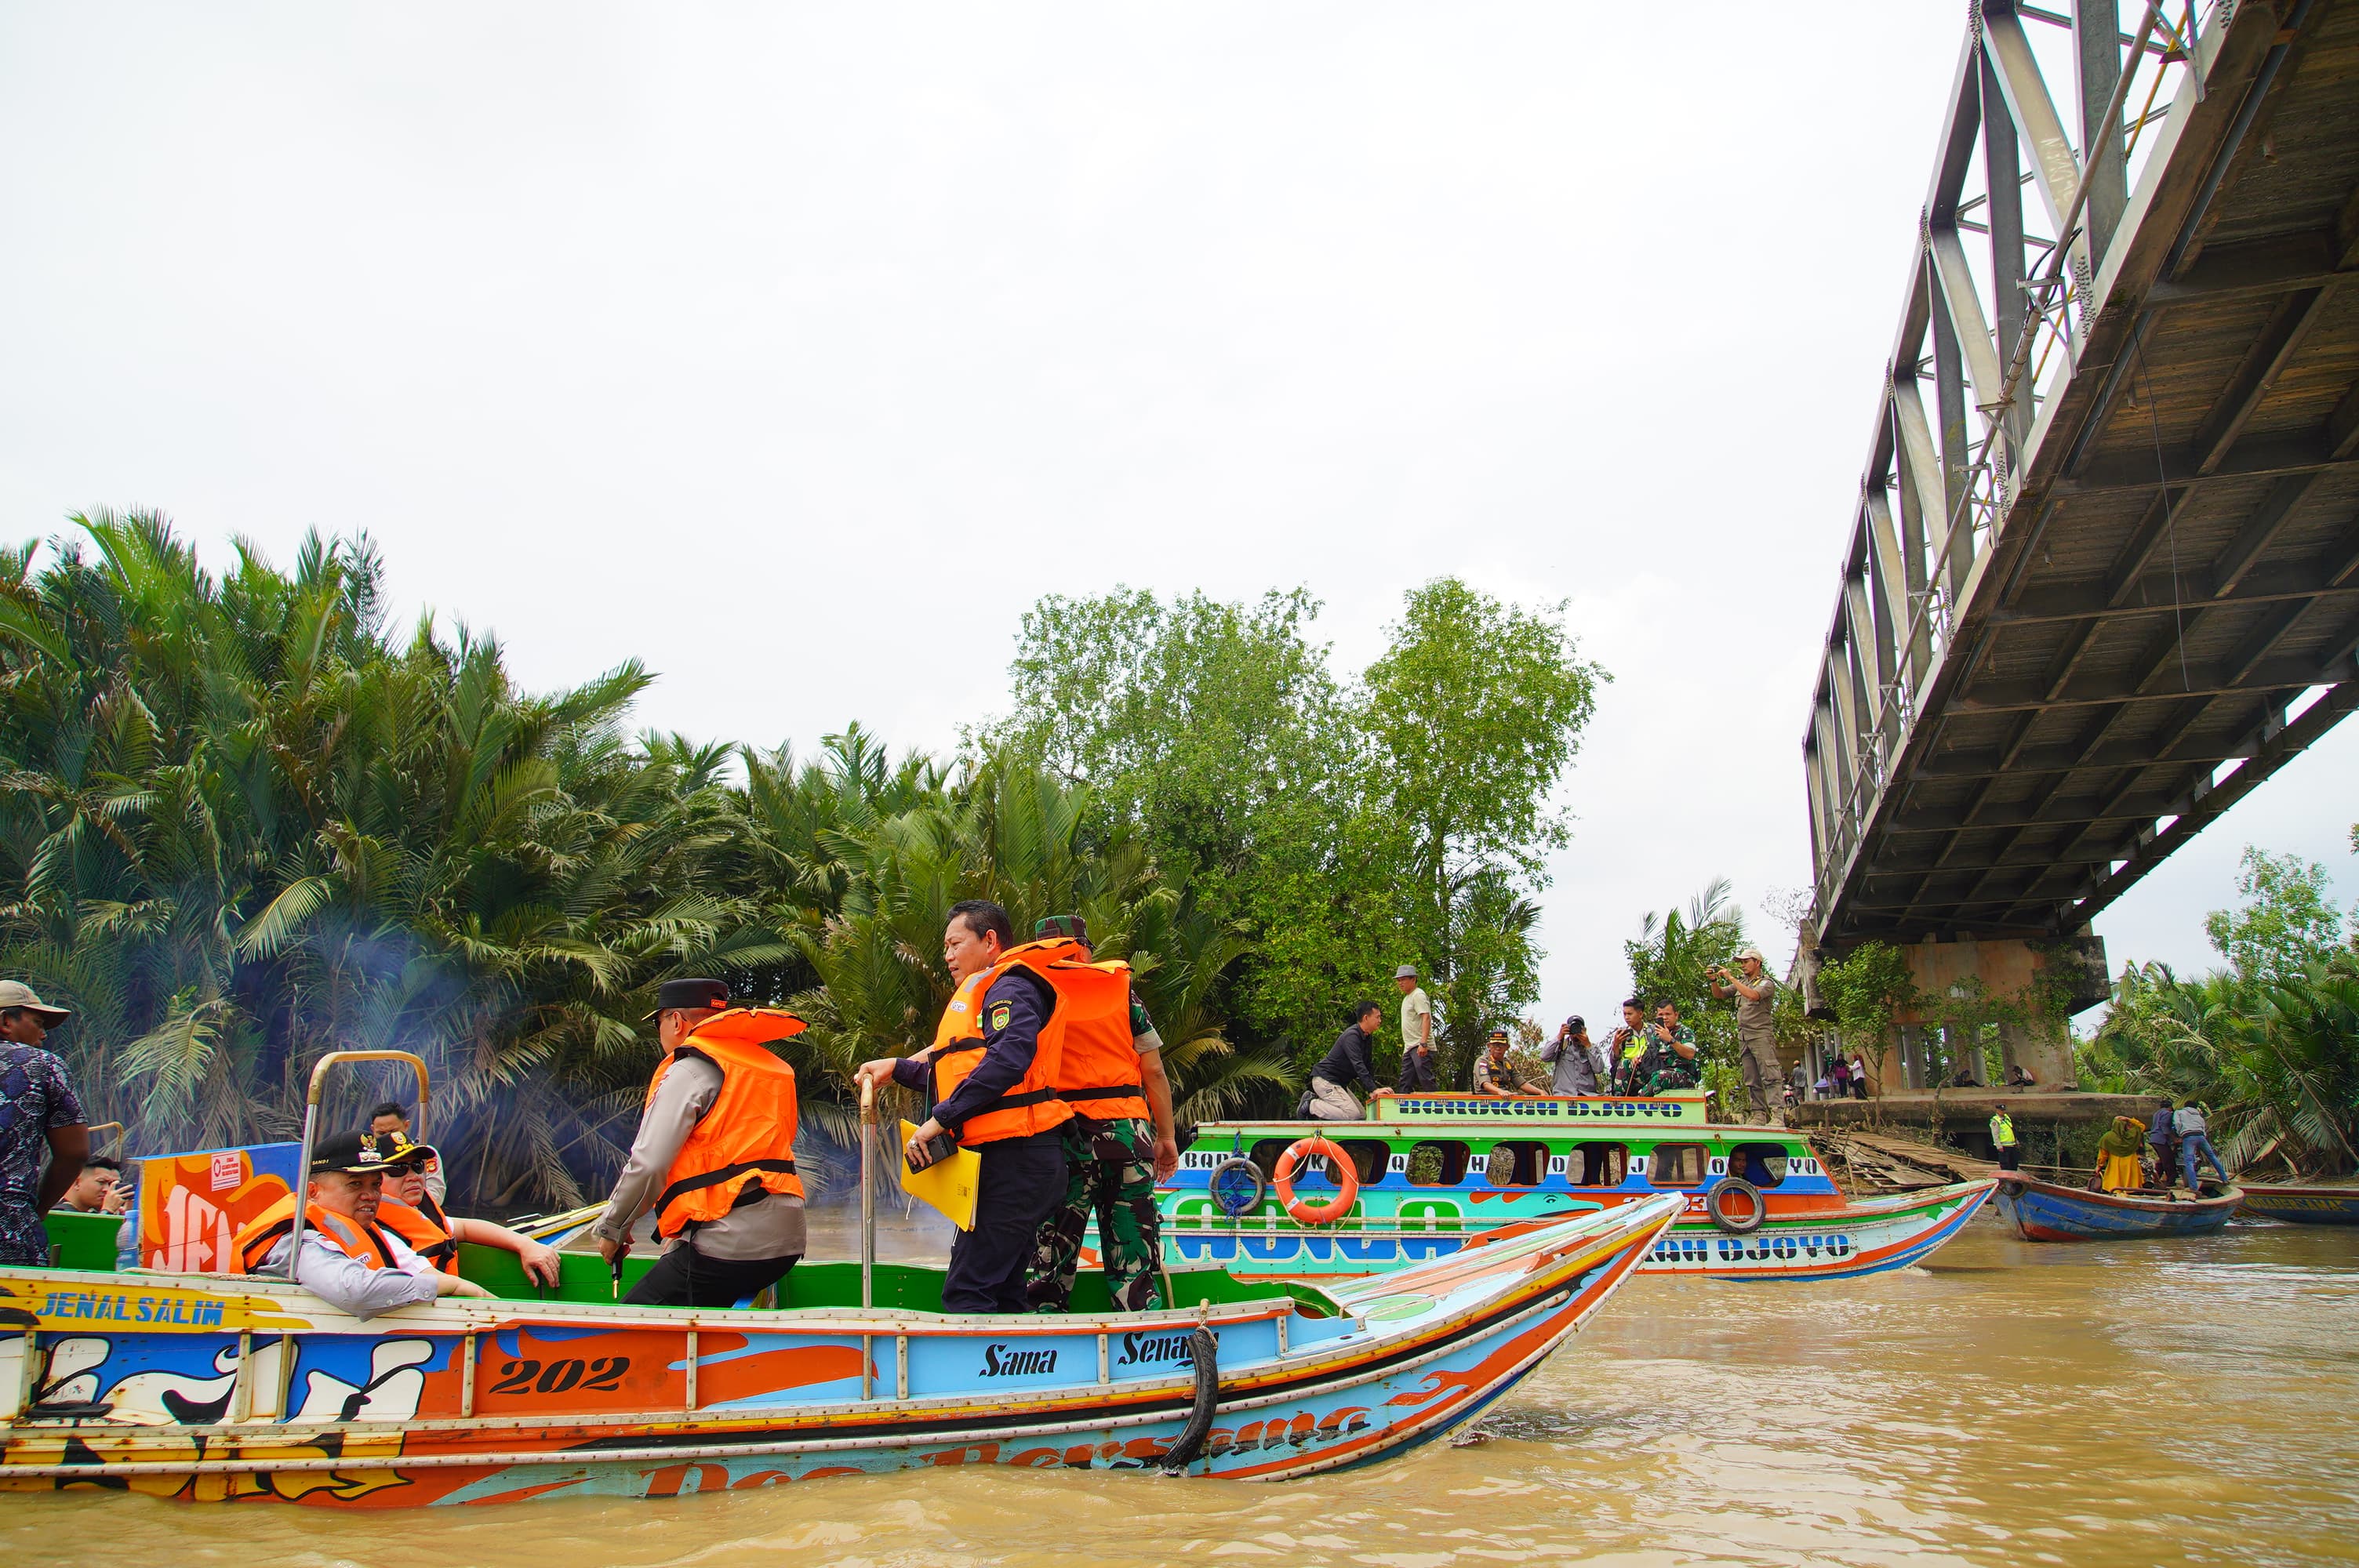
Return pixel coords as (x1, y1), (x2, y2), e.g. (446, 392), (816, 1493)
(2093, 1116), (2152, 1192)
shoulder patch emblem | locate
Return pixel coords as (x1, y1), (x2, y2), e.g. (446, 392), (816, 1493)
(988, 1000), (1013, 1032)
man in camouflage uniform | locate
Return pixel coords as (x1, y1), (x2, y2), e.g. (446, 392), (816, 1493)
(1025, 917), (1181, 1313)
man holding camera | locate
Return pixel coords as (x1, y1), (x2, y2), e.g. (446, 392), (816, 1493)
(1636, 1001), (1700, 1096)
(1709, 947), (1781, 1125)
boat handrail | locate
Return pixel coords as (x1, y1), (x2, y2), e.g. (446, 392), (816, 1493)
(289, 1049), (431, 1285)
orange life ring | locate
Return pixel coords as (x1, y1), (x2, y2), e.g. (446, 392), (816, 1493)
(1273, 1136), (1360, 1225)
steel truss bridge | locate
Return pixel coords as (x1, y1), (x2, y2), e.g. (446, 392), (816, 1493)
(1805, 0), (2359, 956)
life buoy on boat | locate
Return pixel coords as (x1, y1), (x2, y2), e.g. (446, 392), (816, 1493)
(1273, 1136), (1359, 1225)
(1703, 1175), (1765, 1234)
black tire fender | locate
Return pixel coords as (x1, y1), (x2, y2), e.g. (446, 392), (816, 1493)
(1208, 1156), (1266, 1218)
(1704, 1175), (1765, 1235)
(1158, 1326), (1222, 1476)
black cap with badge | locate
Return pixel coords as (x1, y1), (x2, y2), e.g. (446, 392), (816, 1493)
(309, 1130), (397, 1175)
(647, 977), (730, 1018)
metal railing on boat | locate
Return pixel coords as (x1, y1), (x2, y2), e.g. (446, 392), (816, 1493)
(290, 1050), (431, 1284)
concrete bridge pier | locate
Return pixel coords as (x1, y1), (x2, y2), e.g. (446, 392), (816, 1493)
(1882, 933), (2105, 1091)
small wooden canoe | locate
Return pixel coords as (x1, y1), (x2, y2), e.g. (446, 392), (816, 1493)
(1992, 1172), (2241, 1242)
(2236, 1184), (2359, 1226)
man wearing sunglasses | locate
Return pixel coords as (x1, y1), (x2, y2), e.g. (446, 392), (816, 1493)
(374, 1135), (564, 1288)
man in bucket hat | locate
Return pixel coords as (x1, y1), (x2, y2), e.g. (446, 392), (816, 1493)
(0, 980), (93, 1266)
(1394, 964), (1432, 1080)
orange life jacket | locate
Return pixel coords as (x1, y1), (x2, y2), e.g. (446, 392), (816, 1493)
(231, 1192), (399, 1274)
(1048, 955), (1150, 1123)
(929, 940), (1074, 1144)
(649, 1009), (805, 1240)
(376, 1192), (459, 1274)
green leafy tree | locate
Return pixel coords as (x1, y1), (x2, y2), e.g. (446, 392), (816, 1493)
(986, 586), (1396, 1070)
(1363, 578), (1604, 1087)
(2204, 847), (2345, 984)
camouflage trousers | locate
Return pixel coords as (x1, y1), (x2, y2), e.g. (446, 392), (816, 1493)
(1026, 1115), (1164, 1313)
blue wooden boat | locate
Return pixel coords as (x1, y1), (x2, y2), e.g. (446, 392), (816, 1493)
(1993, 1172), (2241, 1242)
(2236, 1184), (2359, 1226)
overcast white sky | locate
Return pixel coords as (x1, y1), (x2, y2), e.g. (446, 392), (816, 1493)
(4, 5), (2352, 1037)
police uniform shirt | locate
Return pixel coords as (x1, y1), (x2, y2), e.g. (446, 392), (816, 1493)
(896, 967), (1056, 1134)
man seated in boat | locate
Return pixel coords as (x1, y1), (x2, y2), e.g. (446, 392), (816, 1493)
(231, 1131), (494, 1317)
(1471, 1029), (1546, 1098)
(374, 1135), (566, 1288)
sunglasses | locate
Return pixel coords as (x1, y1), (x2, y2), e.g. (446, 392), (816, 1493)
(382, 1160), (427, 1176)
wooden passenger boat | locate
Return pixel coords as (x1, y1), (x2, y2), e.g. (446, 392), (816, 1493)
(1992, 1172), (2241, 1241)
(2234, 1184), (2359, 1226)
(0, 1194), (1678, 1506)
(1, 1050), (1681, 1507)
(1146, 1091), (1993, 1283)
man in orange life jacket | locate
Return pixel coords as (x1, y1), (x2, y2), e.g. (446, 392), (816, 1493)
(231, 1131), (492, 1319)
(855, 899), (1070, 1313)
(1020, 913), (1179, 1313)
(591, 977), (807, 1308)
(375, 1135), (564, 1287)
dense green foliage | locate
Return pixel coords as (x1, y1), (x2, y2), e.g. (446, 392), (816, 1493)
(989, 578), (1603, 1090)
(0, 517), (1279, 1207)
(2082, 845), (2359, 1176)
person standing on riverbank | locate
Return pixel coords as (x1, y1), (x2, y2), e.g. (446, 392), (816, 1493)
(0, 981), (89, 1267)
(1989, 1108), (2020, 1171)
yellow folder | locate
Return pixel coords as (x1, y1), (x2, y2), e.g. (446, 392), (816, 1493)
(899, 1120), (980, 1231)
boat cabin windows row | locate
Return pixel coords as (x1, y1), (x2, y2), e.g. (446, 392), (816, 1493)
(1238, 1136), (1796, 1189)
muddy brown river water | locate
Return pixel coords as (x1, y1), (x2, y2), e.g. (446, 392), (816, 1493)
(4, 1214), (2354, 1566)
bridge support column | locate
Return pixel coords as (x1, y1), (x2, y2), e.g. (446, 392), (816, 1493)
(1892, 935), (2107, 1091)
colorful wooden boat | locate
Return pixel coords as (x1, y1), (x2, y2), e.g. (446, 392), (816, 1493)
(1992, 1172), (2242, 1241)
(1143, 1091), (1993, 1282)
(2234, 1184), (2359, 1226)
(1, 1192), (1682, 1505)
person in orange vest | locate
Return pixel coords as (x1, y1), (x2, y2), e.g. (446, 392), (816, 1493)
(1020, 913), (1179, 1313)
(855, 898), (1070, 1312)
(591, 978), (807, 1308)
(374, 1135), (564, 1287)
(230, 1131), (492, 1318)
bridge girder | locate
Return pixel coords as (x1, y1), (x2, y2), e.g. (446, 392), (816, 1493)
(1806, 0), (2359, 952)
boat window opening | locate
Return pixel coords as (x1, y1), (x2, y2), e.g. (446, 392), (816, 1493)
(1249, 1137), (1383, 1186)
(1725, 1142), (1787, 1186)
(1652, 1143), (1712, 1188)
(1405, 1141), (1470, 1187)
(1483, 1141), (1549, 1188)
(1568, 1142), (1628, 1187)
